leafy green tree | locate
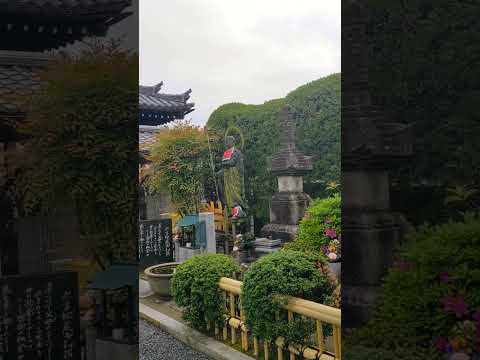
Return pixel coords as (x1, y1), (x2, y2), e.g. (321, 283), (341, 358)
(146, 121), (221, 216)
(17, 40), (138, 268)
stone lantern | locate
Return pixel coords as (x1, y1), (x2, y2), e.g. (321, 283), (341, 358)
(342, 0), (414, 327)
(261, 105), (313, 242)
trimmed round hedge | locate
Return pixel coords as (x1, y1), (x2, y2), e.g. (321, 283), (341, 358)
(171, 254), (239, 329)
(241, 250), (336, 342)
(285, 195), (341, 255)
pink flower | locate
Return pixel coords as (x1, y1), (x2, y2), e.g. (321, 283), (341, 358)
(328, 253), (338, 261)
(442, 295), (469, 318)
(321, 245), (329, 255)
(325, 228), (337, 239)
(324, 218), (332, 224)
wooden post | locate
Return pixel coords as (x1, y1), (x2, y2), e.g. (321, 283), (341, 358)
(288, 311), (295, 360)
(316, 320), (325, 354)
(224, 206), (229, 254)
(264, 341), (270, 360)
(223, 291), (228, 341)
(254, 337), (259, 357)
(240, 299), (248, 351)
(230, 292), (236, 344)
(333, 325), (341, 360)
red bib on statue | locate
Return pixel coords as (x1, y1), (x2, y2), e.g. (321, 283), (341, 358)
(222, 148), (234, 161)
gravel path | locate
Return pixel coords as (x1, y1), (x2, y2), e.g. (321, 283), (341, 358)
(140, 320), (214, 360)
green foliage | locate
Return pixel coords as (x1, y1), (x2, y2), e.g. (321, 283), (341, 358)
(342, 344), (440, 360)
(207, 74), (340, 230)
(241, 250), (335, 343)
(17, 40), (138, 266)
(367, 1), (480, 222)
(352, 213), (480, 354)
(171, 254), (240, 330)
(146, 121), (221, 216)
(285, 195), (341, 255)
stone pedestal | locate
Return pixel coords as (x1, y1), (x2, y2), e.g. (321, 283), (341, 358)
(253, 237), (283, 259)
(342, 172), (404, 325)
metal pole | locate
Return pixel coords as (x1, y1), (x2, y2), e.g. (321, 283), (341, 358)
(206, 129), (220, 201)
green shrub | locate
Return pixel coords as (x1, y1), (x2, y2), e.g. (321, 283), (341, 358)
(285, 195), (341, 256)
(342, 344), (439, 360)
(241, 250), (335, 343)
(352, 213), (480, 355)
(171, 254), (239, 329)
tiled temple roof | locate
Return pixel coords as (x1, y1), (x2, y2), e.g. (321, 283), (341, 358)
(0, 0), (131, 19)
(0, 51), (50, 114)
(0, 0), (132, 51)
(139, 82), (194, 126)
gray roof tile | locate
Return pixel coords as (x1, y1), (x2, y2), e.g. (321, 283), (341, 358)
(139, 82), (194, 115)
(0, 0), (131, 19)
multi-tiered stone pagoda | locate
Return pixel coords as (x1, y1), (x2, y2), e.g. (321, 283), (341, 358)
(342, 0), (413, 327)
(261, 105), (313, 243)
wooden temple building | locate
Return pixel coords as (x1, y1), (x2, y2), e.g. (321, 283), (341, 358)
(138, 82), (195, 220)
(0, 0), (132, 275)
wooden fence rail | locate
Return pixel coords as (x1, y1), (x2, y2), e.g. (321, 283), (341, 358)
(217, 277), (341, 360)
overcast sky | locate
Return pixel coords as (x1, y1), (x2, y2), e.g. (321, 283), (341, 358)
(139, 0), (340, 126)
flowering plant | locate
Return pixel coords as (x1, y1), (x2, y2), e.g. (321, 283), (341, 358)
(434, 288), (480, 358)
(284, 195), (341, 258)
(321, 221), (341, 261)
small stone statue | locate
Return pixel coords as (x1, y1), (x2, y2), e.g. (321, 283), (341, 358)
(216, 134), (247, 220)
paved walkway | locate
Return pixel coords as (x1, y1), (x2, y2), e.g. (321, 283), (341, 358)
(140, 320), (214, 360)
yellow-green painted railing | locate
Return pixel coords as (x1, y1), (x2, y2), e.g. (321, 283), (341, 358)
(217, 277), (341, 360)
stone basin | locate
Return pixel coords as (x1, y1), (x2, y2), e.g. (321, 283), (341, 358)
(144, 262), (180, 298)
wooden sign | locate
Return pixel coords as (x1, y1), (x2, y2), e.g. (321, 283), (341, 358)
(138, 219), (173, 267)
(0, 271), (80, 360)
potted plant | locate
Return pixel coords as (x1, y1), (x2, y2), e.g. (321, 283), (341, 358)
(144, 262), (180, 298)
(322, 228), (341, 280)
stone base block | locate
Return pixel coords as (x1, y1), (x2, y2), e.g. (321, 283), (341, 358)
(260, 223), (298, 242)
(342, 285), (381, 328)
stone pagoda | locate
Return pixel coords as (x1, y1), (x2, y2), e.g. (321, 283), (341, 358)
(260, 105), (313, 243)
(342, 0), (413, 327)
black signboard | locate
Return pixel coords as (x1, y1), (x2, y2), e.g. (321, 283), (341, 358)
(0, 271), (80, 360)
(138, 219), (174, 268)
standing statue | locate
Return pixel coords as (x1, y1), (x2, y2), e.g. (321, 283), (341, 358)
(216, 130), (247, 220)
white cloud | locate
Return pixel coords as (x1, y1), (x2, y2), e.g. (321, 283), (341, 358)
(140, 0), (340, 126)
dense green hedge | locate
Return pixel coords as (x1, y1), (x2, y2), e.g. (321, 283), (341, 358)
(285, 195), (341, 256)
(171, 254), (239, 329)
(206, 74), (340, 230)
(241, 250), (335, 343)
(342, 344), (438, 360)
(351, 213), (480, 356)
